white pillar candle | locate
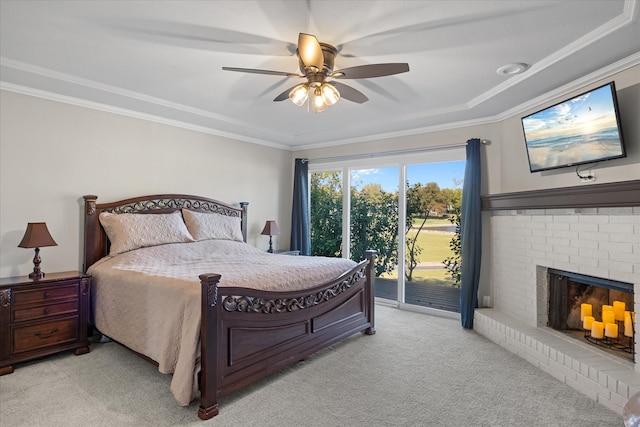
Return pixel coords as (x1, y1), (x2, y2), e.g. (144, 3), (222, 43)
(580, 303), (592, 321)
(605, 323), (618, 338)
(613, 301), (625, 321)
(591, 321), (604, 339)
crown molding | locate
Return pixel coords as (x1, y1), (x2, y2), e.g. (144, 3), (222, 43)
(0, 81), (292, 151)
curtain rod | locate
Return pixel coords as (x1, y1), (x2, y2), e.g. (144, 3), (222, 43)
(303, 139), (490, 164)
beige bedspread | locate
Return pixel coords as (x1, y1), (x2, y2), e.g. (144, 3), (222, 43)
(87, 240), (357, 405)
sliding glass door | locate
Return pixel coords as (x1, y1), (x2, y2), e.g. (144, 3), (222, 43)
(403, 162), (463, 311)
(309, 149), (465, 312)
(349, 166), (400, 302)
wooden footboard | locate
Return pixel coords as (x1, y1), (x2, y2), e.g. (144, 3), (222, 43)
(198, 250), (376, 420)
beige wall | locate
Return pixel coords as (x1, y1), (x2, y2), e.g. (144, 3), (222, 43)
(0, 91), (292, 277)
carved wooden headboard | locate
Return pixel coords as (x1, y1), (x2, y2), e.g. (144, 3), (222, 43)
(82, 194), (249, 273)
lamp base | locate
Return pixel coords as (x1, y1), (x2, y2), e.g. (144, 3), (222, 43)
(28, 271), (45, 280)
(29, 247), (44, 280)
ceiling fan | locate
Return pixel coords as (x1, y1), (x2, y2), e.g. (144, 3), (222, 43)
(222, 33), (409, 112)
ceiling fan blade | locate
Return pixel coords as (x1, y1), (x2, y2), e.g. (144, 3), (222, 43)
(222, 67), (303, 78)
(332, 63), (410, 79)
(297, 33), (324, 70)
(273, 85), (298, 102)
(330, 82), (369, 104)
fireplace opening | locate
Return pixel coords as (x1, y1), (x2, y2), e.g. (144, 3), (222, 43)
(547, 268), (634, 361)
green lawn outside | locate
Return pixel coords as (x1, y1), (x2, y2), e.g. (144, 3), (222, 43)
(411, 217), (452, 227)
(380, 229), (458, 287)
(408, 229), (454, 263)
(382, 269), (448, 280)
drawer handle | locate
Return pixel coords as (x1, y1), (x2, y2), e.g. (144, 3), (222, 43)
(34, 328), (59, 339)
(43, 291), (51, 299)
(43, 308), (51, 315)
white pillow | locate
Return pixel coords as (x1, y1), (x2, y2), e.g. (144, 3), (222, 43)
(182, 209), (244, 242)
(99, 211), (195, 256)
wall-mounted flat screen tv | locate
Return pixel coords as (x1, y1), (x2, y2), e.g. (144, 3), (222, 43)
(522, 81), (626, 173)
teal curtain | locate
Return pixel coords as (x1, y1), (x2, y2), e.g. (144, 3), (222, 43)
(291, 158), (310, 255)
(460, 139), (482, 329)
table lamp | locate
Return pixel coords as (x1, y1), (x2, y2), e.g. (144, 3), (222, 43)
(260, 220), (280, 253)
(18, 222), (57, 279)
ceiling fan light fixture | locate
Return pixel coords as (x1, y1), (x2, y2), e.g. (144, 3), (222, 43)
(224, 33), (409, 111)
(320, 83), (340, 105)
(311, 88), (328, 112)
(289, 84), (309, 106)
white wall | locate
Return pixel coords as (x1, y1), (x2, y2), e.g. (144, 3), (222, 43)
(0, 90), (292, 278)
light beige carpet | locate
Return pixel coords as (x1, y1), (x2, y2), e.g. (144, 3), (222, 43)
(0, 304), (622, 426)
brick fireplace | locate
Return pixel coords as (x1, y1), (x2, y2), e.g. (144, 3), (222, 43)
(475, 180), (640, 415)
(546, 268), (634, 361)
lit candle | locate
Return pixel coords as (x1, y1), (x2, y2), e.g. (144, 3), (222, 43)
(624, 311), (634, 337)
(583, 315), (594, 330)
(580, 303), (592, 321)
(605, 323), (618, 338)
(603, 310), (615, 325)
(613, 301), (625, 321)
(591, 321), (604, 339)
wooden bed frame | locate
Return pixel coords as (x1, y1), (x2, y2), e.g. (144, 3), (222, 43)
(82, 194), (376, 420)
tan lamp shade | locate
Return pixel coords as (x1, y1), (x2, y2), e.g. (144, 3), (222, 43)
(260, 220), (280, 236)
(18, 222), (57, 280)
(260, 220), (279, 253)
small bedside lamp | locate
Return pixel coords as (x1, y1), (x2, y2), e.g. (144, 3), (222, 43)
(18, 222), (57, 280)
(260, 220), (280, 253)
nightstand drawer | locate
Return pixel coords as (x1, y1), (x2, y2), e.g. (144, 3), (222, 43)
(13, 300), (78, 322)
(13, 284), (78, 306)
(13, 317), (78, 354)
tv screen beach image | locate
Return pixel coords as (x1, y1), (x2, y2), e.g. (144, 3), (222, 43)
(522, 84), (624, 172)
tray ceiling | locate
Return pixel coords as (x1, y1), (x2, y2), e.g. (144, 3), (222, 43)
(1, 1), (639, 150)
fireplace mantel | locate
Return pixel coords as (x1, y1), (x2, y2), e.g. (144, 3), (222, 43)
(481, 179), (640, 211)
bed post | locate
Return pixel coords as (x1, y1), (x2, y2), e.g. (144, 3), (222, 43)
(365, 250), (377, 335)
(198, 273), (221, 420)
(82, 195), (99, 273)
(240, 202), (249, 243)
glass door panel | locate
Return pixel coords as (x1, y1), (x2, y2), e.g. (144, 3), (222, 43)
(310, 171), (343, 257)
(349, 167), (399, 303)
(404, 161), (464, 312)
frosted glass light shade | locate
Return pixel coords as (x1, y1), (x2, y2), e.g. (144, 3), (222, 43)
(289, 84), (309, 106)
(311, 88), (327, 112)
(321, 83), (340, 105)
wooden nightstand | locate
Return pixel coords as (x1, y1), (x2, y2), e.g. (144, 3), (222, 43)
(0, 271), (90, 375)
